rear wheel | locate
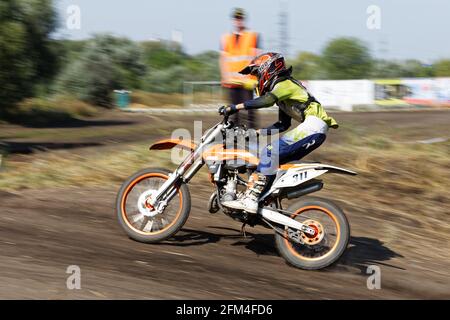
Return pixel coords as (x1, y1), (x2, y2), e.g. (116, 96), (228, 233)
(116, 168), (191, 243)
(275, 197), (350, 270)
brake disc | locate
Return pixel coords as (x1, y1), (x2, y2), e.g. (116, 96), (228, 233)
(137, 190), (159, 217)
(300, 219), (325, 245)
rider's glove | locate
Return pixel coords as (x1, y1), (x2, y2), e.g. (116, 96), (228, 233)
(218, 104), (238, 116)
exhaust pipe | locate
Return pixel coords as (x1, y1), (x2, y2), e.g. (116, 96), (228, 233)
(284, 180), (323, 200)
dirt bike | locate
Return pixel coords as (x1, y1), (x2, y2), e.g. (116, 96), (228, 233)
(116, 112), (357, 270)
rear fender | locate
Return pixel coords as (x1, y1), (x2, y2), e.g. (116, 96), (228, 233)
(272, 163), (356, 190)
(279, 163), (357, 175)
(149, 139), (197, 152)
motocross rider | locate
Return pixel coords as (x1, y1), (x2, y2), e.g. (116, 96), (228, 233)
(220, 52), (338, 214)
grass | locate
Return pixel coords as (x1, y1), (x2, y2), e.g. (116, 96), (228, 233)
(1, 131), (448, 195)
(129, 90), (227, 108)
(0, 143), (172, 190)
(0, 95), (98, 127)
(130, 91), (185, 108)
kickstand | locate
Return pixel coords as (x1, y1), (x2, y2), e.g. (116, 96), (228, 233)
(241, 223), (247, 238)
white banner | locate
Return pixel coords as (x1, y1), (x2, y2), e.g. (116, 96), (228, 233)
(402, 78), (450, 106)
(304, 80), (374, 111)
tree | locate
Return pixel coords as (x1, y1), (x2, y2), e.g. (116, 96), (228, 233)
(56, 39), (88, 65)
(143, 65), (187, 93)
(0, 0), (58, 111)
(290, 52), (324, 80)
(401, 59), (433, 78)
(57, 34), (146, 106)
(141, 41), (186, 70)
(432, 59), (450, 77)
(185, 51), (220, 81)
(142, 49), (220, 93)
(371, 60), (406, 78)
(322, 37), (373, 79)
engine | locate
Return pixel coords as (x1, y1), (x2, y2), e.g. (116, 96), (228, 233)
(222, 176), (237, 202)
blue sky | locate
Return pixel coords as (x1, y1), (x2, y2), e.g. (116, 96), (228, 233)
(54, 0), (450, 62)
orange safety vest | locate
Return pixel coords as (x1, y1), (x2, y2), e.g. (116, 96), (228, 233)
(221, 31), (258, 88)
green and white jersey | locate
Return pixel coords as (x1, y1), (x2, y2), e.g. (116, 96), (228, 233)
(271, 79), (339, 129)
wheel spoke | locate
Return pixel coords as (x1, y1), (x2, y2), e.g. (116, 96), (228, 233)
(142, 219), (154, 232)
(139, 217), (149, 231)
(130, 213), (144, 224)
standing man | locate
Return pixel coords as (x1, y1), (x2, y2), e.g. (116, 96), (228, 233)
(220, 8), (261, 128)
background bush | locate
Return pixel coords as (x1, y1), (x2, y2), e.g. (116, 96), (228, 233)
(141, 43), (220, 93)
(56, 34), (146, 107)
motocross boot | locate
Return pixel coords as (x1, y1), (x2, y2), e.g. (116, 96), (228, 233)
(222, 173), (267, 214)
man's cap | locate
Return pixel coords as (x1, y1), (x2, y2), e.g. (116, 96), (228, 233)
(232, 8), (246, 19)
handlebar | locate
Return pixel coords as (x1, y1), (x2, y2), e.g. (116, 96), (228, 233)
(218, 106), (233, 128)
(222, 113), (229, 123)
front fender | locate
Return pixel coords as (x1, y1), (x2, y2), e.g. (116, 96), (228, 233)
(149, 139), (197, 152)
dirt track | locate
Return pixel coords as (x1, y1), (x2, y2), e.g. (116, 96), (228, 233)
(1, 110), (449, 299)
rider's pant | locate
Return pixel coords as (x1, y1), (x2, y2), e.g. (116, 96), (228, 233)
(257, 116), (328, 176)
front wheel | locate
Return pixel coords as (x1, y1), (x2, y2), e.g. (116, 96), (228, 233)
(116, 168), (191, 243)
(275, 197), (350, 270)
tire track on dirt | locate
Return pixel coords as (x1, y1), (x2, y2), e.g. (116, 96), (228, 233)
(2, 186), (447, 299)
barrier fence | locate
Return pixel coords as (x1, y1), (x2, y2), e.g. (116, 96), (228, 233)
(184, 78), (450, 111)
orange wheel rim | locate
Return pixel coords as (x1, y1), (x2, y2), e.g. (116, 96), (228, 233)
(284, 206), (341, 261)
(121, 173), (183, 235)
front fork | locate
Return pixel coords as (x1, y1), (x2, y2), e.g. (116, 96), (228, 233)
(148, 123), (225, 208)
(149, 160), (203, 213)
